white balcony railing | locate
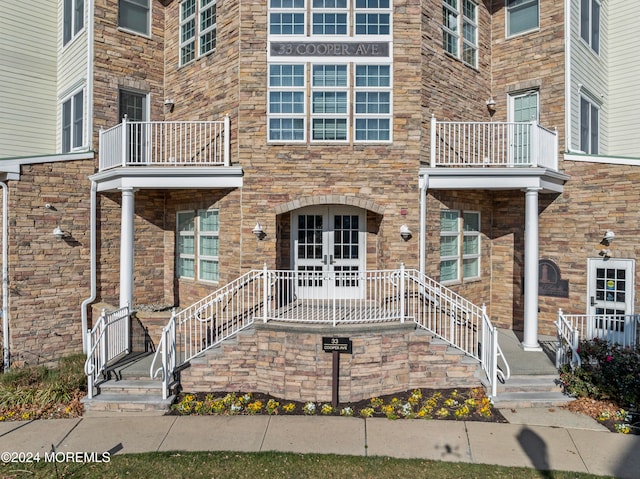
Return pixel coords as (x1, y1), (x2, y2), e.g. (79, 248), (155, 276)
(99, 115), (230, 171)
(430, 116), (558, 170)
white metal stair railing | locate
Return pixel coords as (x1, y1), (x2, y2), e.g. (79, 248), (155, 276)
(555, 309), (582, 369)
(150, 269), (265, 399)
(402, 269), (510, 397)
(84, 305), (131, 399)
(556, 309), (640, 369)
(150, 266), (510, 399)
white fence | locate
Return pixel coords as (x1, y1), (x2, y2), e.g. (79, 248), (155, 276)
(84, 305), (130, 398)
(430, 116), (558, 169)
(151, 266), (509, 399)
(99, 115), (230, 171)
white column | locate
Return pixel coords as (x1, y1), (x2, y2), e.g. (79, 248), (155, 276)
(119, 187), (135, 308)
(522, 187), (542, 351)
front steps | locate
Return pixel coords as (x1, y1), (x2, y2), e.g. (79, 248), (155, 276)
(82, 353), (175, 417)
(488, 330), (573, 409)
(490, 374), (573, 409)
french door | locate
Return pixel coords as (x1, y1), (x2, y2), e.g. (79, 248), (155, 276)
(292, 206), (365, 300)
(119, 89), (149, 163)
(587, 259), (635, 344)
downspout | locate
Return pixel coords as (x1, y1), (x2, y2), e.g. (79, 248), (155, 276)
(1, 182), (8, 371)
(419, 173), (428, 275)
(80, 181), (97, 353)
(80, 0), (96, 354)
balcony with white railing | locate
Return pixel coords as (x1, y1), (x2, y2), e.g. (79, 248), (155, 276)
(429, 116), (559, 170)
(93, 115), (242, 191)
(99, 115), (230, 171)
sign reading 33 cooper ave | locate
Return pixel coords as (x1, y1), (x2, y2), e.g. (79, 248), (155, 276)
(270, 41), (389, 57)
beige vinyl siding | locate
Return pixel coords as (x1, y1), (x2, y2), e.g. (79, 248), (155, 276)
(607, 0), (640, 157)
(0, 1), (58, 158)
(569, 0), (608, 154)
(57, 0), (89, 152)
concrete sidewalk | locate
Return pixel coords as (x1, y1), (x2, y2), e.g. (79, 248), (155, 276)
(0, 409), (638, 478)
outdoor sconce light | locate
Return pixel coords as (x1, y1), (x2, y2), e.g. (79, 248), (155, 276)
(52, 226), (70, 240)
(400, 224), (412, 241)
(164, 99), (175, 112)
(600, 230), (615, 246)
(486, 97), (496, 113)
(253, 222), (266, 240)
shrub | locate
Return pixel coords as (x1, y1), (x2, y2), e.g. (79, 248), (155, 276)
(559, 339), (640, 408)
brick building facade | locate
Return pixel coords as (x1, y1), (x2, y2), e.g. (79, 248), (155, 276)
(1, 0), (639, 381)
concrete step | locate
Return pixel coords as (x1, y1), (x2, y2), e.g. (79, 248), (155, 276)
(98, 379), (164, 396)
(82, 392), (175, 417)
(496, 374), (563, 393)
(492, 391), (573, 409)
(490, 374), (573, 409)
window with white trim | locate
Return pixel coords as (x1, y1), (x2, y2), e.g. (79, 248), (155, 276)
(506, 0), (539, 37)
(580, 95), (599, 155)
(268, 0), (392, 143)
(177, 209), (220, 282)
(180, 0), (217, 66)
(440, 210), (480, 283)
(442, 0), (477, 68)
(580, 0), (600, 54)
(119, 0), (150, 36)
(61, 89), (84, 153)
(63, 0), (84, 46)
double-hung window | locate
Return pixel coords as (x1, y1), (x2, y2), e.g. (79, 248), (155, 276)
(177, 209), (220, 282)
(180, 0), (217, 66)
(442, 0), (477, 68)
(269, 64), (306, 141)
(440, 210), (480, 283)
(580, 0), (600, 54)
(61, 90), (84, 153)
(268, 0), (392, 143)
(63, 0), (85, 46)
(580, 96), (599, 155)
(506, 0), (539, 37)
(354, 65), (391, 140)
(119, 0), (150, 36)
(312, 65), (349, 141)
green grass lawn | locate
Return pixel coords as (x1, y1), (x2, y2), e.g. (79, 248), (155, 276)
(0, 451), (617, 479)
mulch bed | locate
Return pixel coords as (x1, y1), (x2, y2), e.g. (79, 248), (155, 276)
(168, 387), (509, 423)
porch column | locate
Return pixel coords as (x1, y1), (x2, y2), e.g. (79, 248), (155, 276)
(522, 187), (542, 351)
(119, 187), (135, 309)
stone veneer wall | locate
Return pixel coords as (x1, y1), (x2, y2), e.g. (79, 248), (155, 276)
(179, 323), (481, 403)
(6, 160), (95, 365)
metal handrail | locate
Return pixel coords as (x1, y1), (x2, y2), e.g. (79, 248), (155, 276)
(149, 267), (509, 399)
(150, 314), (176, 400)
(84, 305), (130, 399)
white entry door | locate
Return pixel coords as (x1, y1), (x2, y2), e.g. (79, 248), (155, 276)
(292, 206), (365, 300)
(587, 259), (635, 344)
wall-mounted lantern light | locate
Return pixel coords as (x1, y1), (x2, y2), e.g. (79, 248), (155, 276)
(253, 222), (266, 240)
(400, 224), (412, 241)
(53, 226), (70, 240)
